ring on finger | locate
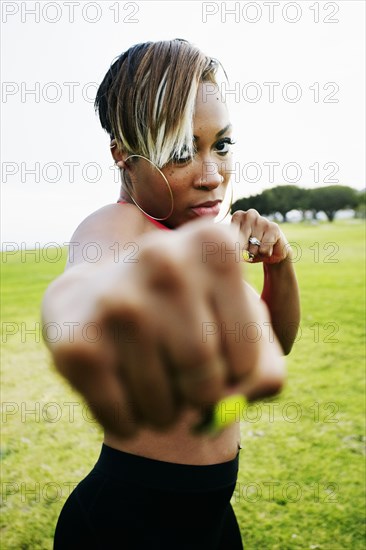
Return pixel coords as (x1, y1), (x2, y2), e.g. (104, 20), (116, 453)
(248, 236), (261, 246)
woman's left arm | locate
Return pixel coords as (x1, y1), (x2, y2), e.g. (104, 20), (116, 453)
(231, 209), (301, 355)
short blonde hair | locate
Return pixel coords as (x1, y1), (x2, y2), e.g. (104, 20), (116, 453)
(95, 39), (219, 168)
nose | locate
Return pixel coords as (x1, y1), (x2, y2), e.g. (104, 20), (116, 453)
(193, 161), (224, 190)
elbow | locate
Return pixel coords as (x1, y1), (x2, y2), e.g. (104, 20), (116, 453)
(265, 364), (286, 397)
(244, 354), (286, 402)
(281, 340), (293, 356)
(258, 358), (286, 399)
(277, 320), (300, 356)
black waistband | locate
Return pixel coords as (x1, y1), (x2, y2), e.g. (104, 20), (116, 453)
(93, 444), (239, 492)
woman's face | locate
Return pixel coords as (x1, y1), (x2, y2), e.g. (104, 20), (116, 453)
(124, 83), (234, 228)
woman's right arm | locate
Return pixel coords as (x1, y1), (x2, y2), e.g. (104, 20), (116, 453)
(42, 204), (285, 438)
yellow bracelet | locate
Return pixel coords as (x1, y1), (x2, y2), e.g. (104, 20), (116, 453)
(242, 250), (255, 262)
(192, 394), (247, 435)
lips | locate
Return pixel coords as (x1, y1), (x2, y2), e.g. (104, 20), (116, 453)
(190, 200), (222, 218)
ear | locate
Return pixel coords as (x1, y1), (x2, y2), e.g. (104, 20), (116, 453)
(110, 139), (128, 169)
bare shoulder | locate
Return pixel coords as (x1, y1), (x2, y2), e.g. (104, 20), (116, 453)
(65, 202), (155, 268)
(244, 280), (260, 299)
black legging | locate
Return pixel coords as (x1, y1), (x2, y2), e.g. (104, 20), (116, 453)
(54, 444), (244, 549)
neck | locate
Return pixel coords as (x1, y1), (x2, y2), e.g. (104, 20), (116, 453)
(119, 186), (131, 203)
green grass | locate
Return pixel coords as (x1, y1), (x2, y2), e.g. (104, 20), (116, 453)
(1, 221), (365, 549)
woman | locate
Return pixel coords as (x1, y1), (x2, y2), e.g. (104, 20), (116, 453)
(42, 39), (300, 549)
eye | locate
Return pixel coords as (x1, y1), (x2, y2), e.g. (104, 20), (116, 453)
(171, 145), (196, 165)
(214, 137), (235, 156)
(173, 152), (191, 164)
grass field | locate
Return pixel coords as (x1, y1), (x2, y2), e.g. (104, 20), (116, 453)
(1, 221), (365, 549)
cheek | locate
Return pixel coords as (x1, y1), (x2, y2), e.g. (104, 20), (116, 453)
(164, 169), (192, 195)
(222, 154), (234, 181)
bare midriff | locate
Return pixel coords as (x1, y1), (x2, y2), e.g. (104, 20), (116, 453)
(104, 408), (241, 465)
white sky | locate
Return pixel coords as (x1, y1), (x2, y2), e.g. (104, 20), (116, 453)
(1, 0), (365, 247)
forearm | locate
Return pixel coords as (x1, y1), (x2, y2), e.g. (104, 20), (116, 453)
(261, 257), (300, 355)
(242, 288), (286, 399)
(41, 262), (110, 351)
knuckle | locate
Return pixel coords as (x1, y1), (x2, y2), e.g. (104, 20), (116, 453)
(53, 341), (93, 371)
(265, 221), (277, 233)
(111, 300), (143, 322)
(53, 342), (107, 395)
(138, 241), (163, 264)
(139, 245), (184, 288)
(100, 297), (146, 338)
(247, 208), (260, 218)
(231, 210), (245, 222)
(148, 261), (185, 293)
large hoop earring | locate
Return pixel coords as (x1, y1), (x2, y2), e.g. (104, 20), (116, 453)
(122, 154), (174, 221)
(215, 178), (233, 224)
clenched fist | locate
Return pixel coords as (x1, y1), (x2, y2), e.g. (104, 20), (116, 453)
(42, 220), (284, 438)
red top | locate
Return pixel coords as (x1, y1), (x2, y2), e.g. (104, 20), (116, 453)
(117, 200), (171, 231)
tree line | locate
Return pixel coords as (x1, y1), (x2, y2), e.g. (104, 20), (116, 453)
(231, 185), (365, 222)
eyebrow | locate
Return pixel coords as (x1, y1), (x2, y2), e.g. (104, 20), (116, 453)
(193, 123), (232, 141)
(215, 124), (232, 138)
